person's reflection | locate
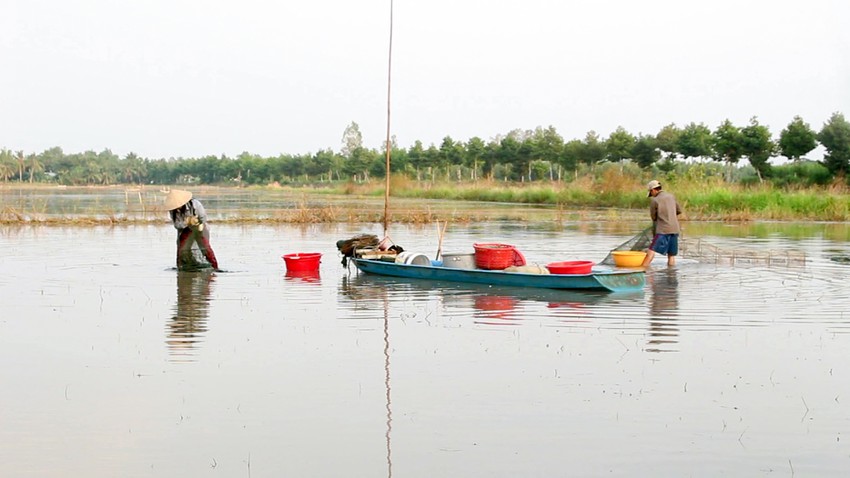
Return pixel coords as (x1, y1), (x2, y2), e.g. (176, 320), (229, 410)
(646, 268), (680, 352)
(166, 270), (215, 361)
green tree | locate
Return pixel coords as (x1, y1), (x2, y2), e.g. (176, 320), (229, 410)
(27, 153), (43, 183)
(632, 134), (660, 170)
(39, 147), (65, 181)
(465, 136), (486, 180)
(388, 140), (409, 175)
(439, 136), (463, 178)
(308, 149), (340, 181)
(529, 160), (551, 181)
(121, 152), (147, 184)
(497, 129), (535, 181)
(94, 149), (120, 185)
(517, 136), (535, 181)
(818, 112), (850, 177)
(343, 146), (373, 181)
(422, 144), (440, 181)
(579, 131), (606, 167)
(677, 122), (713, 160)
(531, 126), (564, 165)
(560, 139), (583, 172)
(740, 117), (775, 181)
(407, 140), (428, 180)
(778, 116), (818, 162)
(15, 150), (25, 182)
(498, 133), (522, 180)
(0, 149), (15, 181)
(711, 119), (744, 181)
(481, 139), (500, 179)
(655, 123), (681, 161)
(605, 126), (636, 162)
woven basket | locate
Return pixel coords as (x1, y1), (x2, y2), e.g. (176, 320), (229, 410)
(473, 243), (526, 270)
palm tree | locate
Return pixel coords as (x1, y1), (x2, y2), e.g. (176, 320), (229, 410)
(28, 154), (43, 183)
(16, 150), (24, 182)
(0, 149), (15, 181)
(0, 162), (13, 182)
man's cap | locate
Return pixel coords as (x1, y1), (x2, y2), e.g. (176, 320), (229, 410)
(646, 180), (661, 197)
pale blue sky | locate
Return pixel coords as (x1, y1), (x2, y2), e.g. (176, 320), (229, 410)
(1, 0), (848, 159)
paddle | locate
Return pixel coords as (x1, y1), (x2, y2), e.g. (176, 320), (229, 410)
(435, 221), (448, 260)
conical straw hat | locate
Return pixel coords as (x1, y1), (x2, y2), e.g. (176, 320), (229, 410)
(164, 189), (193, 210)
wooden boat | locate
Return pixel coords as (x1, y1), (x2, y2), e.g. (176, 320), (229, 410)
(351, 256), (645, 292)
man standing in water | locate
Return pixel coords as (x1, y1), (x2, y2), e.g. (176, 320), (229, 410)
(642, 179), (682, 267)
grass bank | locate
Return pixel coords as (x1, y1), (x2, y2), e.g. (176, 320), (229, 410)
(331, 172), (850, 222)
(3, 172), (849, 224)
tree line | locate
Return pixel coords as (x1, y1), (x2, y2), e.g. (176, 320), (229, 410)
(1, 112), (848, 187)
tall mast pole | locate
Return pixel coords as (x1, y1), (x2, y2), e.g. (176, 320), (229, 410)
(382, 0), (394, 234)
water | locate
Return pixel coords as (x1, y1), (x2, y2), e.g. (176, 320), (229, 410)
(2, 218), (850, 477)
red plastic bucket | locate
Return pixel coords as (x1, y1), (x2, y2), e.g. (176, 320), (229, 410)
(282, 252), (322, 272)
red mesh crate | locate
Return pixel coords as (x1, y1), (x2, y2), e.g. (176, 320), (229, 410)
(473, 243), (526, 270)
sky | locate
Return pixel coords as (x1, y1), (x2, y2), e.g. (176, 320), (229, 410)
(1, 0), (848, 159)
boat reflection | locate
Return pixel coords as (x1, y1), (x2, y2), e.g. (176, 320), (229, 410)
(166, 269), (215, 362)
(646, 268), (680, 352)
(339, 273), (645, 325)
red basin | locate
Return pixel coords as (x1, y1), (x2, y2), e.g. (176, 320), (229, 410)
(545, 260), (593, 275)
(282, 252), (322, 272)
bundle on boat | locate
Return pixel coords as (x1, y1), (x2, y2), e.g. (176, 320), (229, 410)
(336, 234), (404, 266)
(336, 234), (379, 257)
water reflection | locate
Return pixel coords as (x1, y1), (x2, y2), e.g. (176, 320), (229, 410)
(284, 269), (322, 284)
(338, 272), (645, 325)
(166, 269), (215, 361)
(473, 295), (519, 325)
(338, 274), (393, 478)
(646, 268), (680, 352)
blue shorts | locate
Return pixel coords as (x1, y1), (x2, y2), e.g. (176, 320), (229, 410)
(650, 234), (679, 256)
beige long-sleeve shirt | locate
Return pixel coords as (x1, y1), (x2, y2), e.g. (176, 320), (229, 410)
(650, 191), (681, 234)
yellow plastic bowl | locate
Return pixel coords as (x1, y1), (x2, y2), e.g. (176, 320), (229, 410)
(611, 250), (646, 267)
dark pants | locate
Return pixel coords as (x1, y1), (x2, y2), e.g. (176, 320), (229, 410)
(177, 227), (219, 270)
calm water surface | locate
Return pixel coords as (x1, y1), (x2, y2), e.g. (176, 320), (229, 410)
(2, 218), (850, 477)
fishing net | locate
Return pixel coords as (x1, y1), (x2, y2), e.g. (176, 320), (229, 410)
(178, 244), (214, 271)
(678, 238), (806, 266)
(600, 225), (654, 265)
(600, 225), (807, 267)
(177, 229), (217, 271)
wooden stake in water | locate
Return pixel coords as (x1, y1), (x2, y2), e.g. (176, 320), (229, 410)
(382, 0), (394, 235)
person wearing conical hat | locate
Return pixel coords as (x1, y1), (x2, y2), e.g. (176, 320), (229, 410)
(164, 189), (219, 270)
(643, 179), (682, 267)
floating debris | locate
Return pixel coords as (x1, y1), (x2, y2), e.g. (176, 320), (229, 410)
(829, 255), (850, 265)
